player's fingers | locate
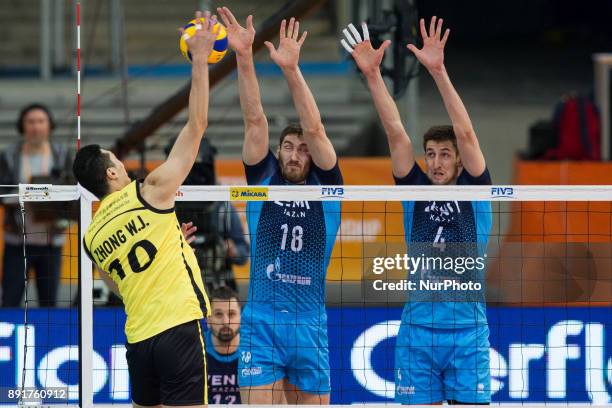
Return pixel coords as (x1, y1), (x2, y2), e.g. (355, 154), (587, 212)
(435, 18), (443, 40)
(429, 16), (436, 38)
(419, 18), (427, 39)
(441, 28), (450, 46)
(407, 43), (419, 55)
(293, 21), (300, 40)
(217, 8), (230, 27)
(343, 28), (357, 47)
(298, 30), (307, 46)
(361, 22), (370, 41)
(246, 14), (254, 31)
(209, 15), (218, 33)
(264, 40), (275, 54)
(379, 39), (391, 52)
(195, 10), (202, 22)
(287, 17), (295, 39)
(340, 39), (354, 54)
(223, 6), (238, 25)
(348, 23), (362, 43)
(279, 19), (286, 39)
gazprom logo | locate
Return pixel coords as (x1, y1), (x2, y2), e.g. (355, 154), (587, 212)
(491, 186), (514, 199)
(230, 187), (269, 201)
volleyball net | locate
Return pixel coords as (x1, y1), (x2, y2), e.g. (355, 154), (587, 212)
(0, 184), (611, 406)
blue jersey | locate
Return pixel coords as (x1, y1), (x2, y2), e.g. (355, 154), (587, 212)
(205, 331), (241, 404)
(396, 163), (492, 327)
(244, 151), (342, 313)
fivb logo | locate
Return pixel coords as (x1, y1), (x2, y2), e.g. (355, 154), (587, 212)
(491, 186), (515, 199)
(321, 187), (344, 199)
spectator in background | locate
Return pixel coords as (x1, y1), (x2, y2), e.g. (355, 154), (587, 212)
(0, 103), (74, 307)
(206, 286), (242, 404)
(165, 137), (249, 292)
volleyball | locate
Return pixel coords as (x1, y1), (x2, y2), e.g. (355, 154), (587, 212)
(179, 18), (228, 64)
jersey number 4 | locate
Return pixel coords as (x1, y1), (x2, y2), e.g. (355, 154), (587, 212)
(108, 239), (158, 280)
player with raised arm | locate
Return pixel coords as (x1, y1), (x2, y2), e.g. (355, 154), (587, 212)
(217, 7), (341, 405)
(343, 16), (492, 405)
(73, 11), (216, 407)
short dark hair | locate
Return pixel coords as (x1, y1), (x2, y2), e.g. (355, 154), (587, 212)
(423, 125), (457, 152)
(17, 103), (56, 135)
(72, 144), (114, 199)
(279, 123), (304, 146)
(209, 286), (240, 303)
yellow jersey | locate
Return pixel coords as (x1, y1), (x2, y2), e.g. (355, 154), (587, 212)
(83, 180), (210, 343)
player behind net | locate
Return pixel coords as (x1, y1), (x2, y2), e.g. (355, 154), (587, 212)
(73, 10), (217, 407)
(343, 16), (493, 405)
(217, 6), (342, 404)
(205, 286), (242, 404)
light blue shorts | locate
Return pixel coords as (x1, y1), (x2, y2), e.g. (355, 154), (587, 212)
(395, 318), (491, 404)
(238, 305), (330, 395)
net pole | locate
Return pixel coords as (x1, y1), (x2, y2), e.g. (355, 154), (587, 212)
(79, 193), (94, 408)
(75, 2), (92, 405)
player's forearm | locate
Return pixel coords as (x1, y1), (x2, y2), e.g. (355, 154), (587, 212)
(282, 66), (324, 137)
(365, 72), (411, 146)
(236, 50), (267, 127)
(429, 65), (475, 140)
(186, 54), (210, 136)
(365, 71), (414, 178)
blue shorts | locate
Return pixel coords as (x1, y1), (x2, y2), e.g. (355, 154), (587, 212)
(395, 319), (491, 404)
(238, 305), (330, 394)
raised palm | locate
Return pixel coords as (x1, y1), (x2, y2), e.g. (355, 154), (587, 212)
(407, 16), (450, 72)
(265, 18), (307, 70)
(217, 6), (254, 54)
(183, 10), (217, 59)
(352, 40), (391, 77)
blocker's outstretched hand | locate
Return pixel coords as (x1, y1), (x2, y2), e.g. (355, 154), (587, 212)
(265, 17), (307, 71)
(217, 6), (255, 55)
(407, 16), (450, 73)
(182, 10), (217, 60)
(341, 22), (391, 78)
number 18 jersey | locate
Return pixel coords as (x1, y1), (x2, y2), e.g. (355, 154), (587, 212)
(244, 152), (342, 313)
(83, 181), (210, 343)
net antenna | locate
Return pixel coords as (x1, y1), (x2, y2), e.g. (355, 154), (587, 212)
(75, 3), (95, 407)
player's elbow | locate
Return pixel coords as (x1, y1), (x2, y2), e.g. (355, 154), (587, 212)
(188, 119), (208, 136)
(244, 113), (267, 128)
(303, 123), (326, 140)
(453, 125), (476, 142)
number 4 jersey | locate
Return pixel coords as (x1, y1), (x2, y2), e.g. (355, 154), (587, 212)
(83, 180), (210, 343)
(396, 163), (492, 328)
(245, 151), (342, 313)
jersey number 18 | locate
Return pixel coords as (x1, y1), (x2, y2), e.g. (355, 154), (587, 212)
(280, 224), (303, 252)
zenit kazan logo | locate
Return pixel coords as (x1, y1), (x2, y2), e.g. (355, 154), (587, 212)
(230, 187), (269, 201)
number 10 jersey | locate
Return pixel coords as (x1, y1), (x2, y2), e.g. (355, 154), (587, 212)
(83, 180), (210, 343)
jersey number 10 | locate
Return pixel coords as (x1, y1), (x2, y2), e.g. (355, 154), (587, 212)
(108, 239), (158, 280)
